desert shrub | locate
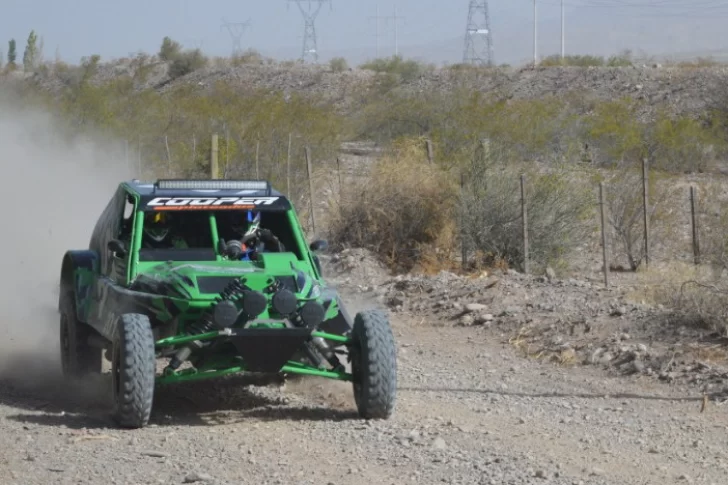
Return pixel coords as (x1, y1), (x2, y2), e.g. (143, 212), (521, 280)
(630, 180), (728, 333)
(460, 159), (595, 273)
(168, 48), (207, 79)
(632, 262), (728, 333)
(540, 54), (606, 67)
(359, 55), (426, 82)
(159, 36), (182, 61)
(584, 97), (644, 166)
(606, 51), (633, 67)
(329, 57), (348, 72)
(326, 137), (459, 271)
(646, 110), (726, 173)
(598, 168), (682, 271)
(352, 89), (578, 167)
(231, 49), (264, 66)
(585, 99), (725, 172)
(672, 57), (723, 68)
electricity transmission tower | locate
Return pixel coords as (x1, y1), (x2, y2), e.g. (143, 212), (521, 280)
(221, 17), (252, 57)
(462, 0), (494, 66)
(288, 0), (332, 63)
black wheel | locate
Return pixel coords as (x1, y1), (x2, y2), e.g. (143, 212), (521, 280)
(59, 289), (102, 378)
(350, 309), (397, 419)
(111, 313), (156, 429)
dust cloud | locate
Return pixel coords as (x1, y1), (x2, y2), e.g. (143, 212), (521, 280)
(0, 89), (132, 389)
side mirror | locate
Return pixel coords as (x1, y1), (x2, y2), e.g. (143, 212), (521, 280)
(108, 239), (127, 257)
(309, 240), (329, 252)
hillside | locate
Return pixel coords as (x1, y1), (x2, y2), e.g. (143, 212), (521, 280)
(13, 54), (728, 122)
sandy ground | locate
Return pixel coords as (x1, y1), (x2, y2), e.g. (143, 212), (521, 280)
(0, 283), (726, 485)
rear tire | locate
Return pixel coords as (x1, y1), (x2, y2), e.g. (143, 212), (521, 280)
(350, 309), (397, 419)
(111, 313), (156, 429)
(59, 289), (102, 378)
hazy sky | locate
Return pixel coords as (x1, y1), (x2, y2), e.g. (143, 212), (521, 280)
(1, 1), (727, 66)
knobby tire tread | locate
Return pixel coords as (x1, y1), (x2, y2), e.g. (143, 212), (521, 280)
(60, 289), (102, 376)
(113, 313), (155, 428)
(352, 310), (397, 419)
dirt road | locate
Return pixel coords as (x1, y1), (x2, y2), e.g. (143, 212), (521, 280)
(0, 278), (725, 485)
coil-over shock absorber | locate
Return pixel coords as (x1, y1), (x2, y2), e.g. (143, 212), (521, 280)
(166, 278), (268, 370)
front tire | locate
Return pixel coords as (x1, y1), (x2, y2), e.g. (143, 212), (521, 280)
(111, 313), (156, 429)
(59, 289), (102, 378)
(350, 309), (397, 419)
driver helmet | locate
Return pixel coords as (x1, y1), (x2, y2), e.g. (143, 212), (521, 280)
(232, 211), (261, 239)
(144, 211), (171, 242)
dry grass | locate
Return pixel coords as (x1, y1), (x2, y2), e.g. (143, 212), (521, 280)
(628, 261), (728, 334)
(326, 137), (459, 272)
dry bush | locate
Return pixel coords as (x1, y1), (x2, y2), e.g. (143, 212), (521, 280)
(633, 262), (728, 334)
(636, 181), (728, 333)
(460, 159), (595, 274)
(600, 168), (681, 271)
(326, 137), (459, 272)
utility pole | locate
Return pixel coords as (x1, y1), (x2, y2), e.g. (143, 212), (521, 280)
(368, 4), (383, 57)
(391, 3), (407, 57)
(371, 2), (405, 57)
(561, 0), (565, 59)
(533, 0), (538, 65)
(288, 0), (332, 63)
(463, 0), (495, 66)
(221, 17), (252, 57)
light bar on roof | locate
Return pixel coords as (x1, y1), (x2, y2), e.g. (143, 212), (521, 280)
(155, 179), (270, 190)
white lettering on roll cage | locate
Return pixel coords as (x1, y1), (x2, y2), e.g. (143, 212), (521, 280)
(147, 196), (280, 208)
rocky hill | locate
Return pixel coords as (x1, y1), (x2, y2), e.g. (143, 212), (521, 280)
(17, 55), (728, 120)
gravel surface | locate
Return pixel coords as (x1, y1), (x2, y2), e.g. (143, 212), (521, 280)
(1, 254), (726, 485)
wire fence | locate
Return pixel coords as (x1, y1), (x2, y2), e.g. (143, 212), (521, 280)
(124, 132), (725, 287)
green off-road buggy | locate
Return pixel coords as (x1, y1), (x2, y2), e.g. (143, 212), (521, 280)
(58, 179), (397, 428)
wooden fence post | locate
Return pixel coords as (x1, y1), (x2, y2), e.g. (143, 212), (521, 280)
(191, 134), (197, 168)
(225, 126), (230, 176)
(599, 182), (610, 288)
(255, 140), (260, 178)
(287, 133), (292, 196)
(520, 175), (529, 274)
(690, 186), (701, 266)
(164, 135), (172, 175)
(305, 146), (317, 235)
(124, 139), (129, 174)
(336, 156), (342, 200)
(210, 133), (219, 179)
(461, 172), (467, 271)
(426, 139), (434, 164)
(642, 157), (650, 269)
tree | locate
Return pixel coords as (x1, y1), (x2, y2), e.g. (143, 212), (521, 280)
(7, 39), (16, 69)
(159, 36), (181, 61)
(23, 30), (38, 70)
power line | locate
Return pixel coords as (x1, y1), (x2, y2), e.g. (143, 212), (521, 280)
(368, 4), (385, 58)
(534, 0), (538, 65)
(221, 18), (252, 57)
(463, 1), (495, 66)
(540, 0), (728, 16)
(288, 0), (332, 63)
(369, 3), (405, 57)
(561, 0), (565, 58)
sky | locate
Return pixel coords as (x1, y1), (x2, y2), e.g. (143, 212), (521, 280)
(1, 1), (728, 67)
